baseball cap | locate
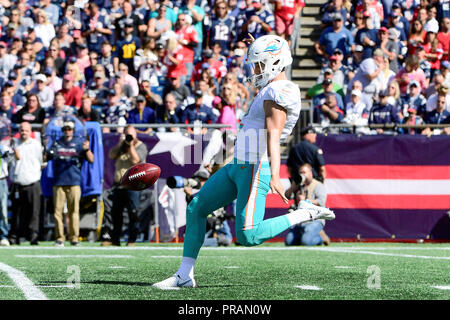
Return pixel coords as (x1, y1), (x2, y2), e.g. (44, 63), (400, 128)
(354, 45), (364, 52)
(333, 48), (343, 55)
(408, 80), (420, 89)
(373, 48), (384, 57)
(322, 78), (333, 85)
(363, 11), (371, 18)
(194, 90), (203, 98)
(424, 20), (439, 34)
(300, 125), (316, 136)
(234, 48), (245, 57)
(44, 67), (54, 76)
(204, 49), (213, 59)
(329, 55), (338, 61)
(379, 26), (388, 33)
(62, 121), (75, 129)
(136, 95), (146, 102)
(324, 67), (334, 74)
(0, 42), (6, 48)
(407, 107), (417, 114)
(107, 89), (116, 96)
(378, 88), (388, 97)
(8, 23), (17, 29)
(155, 42), (164, 50)
(8, 72), (17, 80)
(35, 74), (47, 82)
(388, 28), (399, 40)
(94, 72), (104, 79)
(332, 12), (343, 21)
(4, 80), (14, 87)
(63, 74), (74, 81)
(212, 96), (222, 108)
(351, 89), (362, 97)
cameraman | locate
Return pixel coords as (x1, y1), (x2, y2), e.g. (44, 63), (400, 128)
(105, 125), (148, 247)
(183, 170), (232, 247)
(284, 163), (331, 246)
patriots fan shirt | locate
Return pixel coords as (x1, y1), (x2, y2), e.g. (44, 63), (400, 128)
(49, 136), (85, 186)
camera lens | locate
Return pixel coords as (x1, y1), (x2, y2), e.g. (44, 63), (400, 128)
(125, 134), (133, 142)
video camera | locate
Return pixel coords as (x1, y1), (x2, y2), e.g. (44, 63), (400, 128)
(167, 170), (210, 189)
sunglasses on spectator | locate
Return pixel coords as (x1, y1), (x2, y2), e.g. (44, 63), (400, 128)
(63, 127), (73, 131)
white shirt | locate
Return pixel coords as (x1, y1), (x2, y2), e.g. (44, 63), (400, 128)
(234, 80), (301, 163)
(12, 138), (43, 185)
(0, 144), (11, 179)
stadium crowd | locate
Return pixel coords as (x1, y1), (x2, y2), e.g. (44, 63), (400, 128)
(312, 0), (450, 134)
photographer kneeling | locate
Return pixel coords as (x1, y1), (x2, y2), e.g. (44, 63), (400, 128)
(168, 170), (233, 247)
(284, 163), (331, 246)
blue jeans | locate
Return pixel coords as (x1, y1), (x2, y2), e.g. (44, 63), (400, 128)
(285, 221), (324, 246)
(0, 179), (9, 240)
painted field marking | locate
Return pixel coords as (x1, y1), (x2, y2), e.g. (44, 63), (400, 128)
(0, 285), (15, 288)
(0, 262), (48, 300)
(334, 266), (353, 269)
(307, 248), (450, 261)
(223, 266), (240, 269)
(109, 266), (127, 269)
(295, 285), (322, 291)
(15, 255), (134, 259)
(431, 285), (450, 290)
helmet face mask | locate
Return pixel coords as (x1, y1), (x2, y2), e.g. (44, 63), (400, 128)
(245, 35), (293, 88)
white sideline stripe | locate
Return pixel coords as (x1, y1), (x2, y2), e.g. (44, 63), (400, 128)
(0, 262), (48, 300)
(432, 286), (450, 290)
(308, 248), (450, 260)
(15, 255), (134, 259)
(325, 179), (450, 195)
(295, 285), (322, 291)
(1, 246), (450, 251)
(334, 266), (353, 269)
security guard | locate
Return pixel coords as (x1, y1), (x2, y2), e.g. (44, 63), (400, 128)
(287, 126), (326, 183)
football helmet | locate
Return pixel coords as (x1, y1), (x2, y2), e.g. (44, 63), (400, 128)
(245, 35), (293, 88)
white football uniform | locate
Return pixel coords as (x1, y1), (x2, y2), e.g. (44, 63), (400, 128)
(234, 80), (302, 163)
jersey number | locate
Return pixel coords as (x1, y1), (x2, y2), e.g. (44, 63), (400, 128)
(214, 25), (229, 41)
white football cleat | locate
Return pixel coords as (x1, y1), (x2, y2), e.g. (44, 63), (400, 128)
(152, 274), (196, 290)
(299, 200), (335, 221)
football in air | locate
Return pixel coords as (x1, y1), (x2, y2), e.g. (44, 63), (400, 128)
(120, 163), (161, 190)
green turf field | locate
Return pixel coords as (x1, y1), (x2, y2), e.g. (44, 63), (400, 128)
(0, 242), (449, 300)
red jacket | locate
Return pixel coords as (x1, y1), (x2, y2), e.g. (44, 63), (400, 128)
(58, 86), (83, 109)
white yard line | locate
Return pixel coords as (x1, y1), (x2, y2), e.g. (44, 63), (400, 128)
(431, 286), (450, 290)
(295, 285), (322, 290)
(15, 255), (134, 259)
(0, 262), (48, 300)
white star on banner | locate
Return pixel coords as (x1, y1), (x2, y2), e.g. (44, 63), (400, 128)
(149, 132), (197, 166)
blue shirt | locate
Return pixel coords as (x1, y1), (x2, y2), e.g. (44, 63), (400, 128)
(369, 103), (400, 124)
(48, 136), (86, 186)
(245, 8), (275, 39)
(355, 28), (378, 60)
(425, 109), (450, 124)
(206, 15), (236, 53)
(181, 104), (217, 124)
(319, 26), (354, 56)
(127, 107), (156, 124)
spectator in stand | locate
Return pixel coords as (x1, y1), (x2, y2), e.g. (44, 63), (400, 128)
(273, 0), (304, 44)
(379, 28), (400, 73)
(134, 38), (159, 85)
(30, 74), (54, 109)
(87, 72), (110, 107)
(46, 43), (66, 78)
(0, 41), (17, 80)
(422, 93), (450, 134)
(423, 22), (444, 81)
(344, 88), (370, 121)
(13, 94), (46, 125)
(138, 79), (163, 110)
(385, 80), (402, 113)
(376, 56), (396, 93)
(349, 11), (366, 38)
(321, 0), (348, 29)
(114, 18), (142, 75)
(221, 72), (250, 113)
(146, 4), (173, 44)
(58, 74), (83, 109)
(416, 45), (432, 82)
(284, 163), (330, 246)
(426, 85), (450, 113)
(205, 1), (236, 56)
(190, 49), (227, 89)
(287, 125), (326, 183)
(313, 91), (345, 128)
(127, 95), (156, 134)
(355, 11), (379, 60)
(242, 0), (275, 40)
(390, 4), (410, 40)
(8, 122), (43, 245)
(156, 93), (182, 132)
(34, 9), (56, 49)
(441, 61), (450, 87)
(307, 70), (345, 100)
(0, 91), (17, 122)
(213, 95), (237, 133)
(400, 80), (427, 117)
(107, 125), (148, 246)
(82, 2), (113, 54)
(99, 41), (116, 80)
(395, 54), (427, 94)
(399, 107), (425, 134)
(162, 75), (191, 107)
(44, 92), (75, 125)
(438, 17), (450, 61)
(408, 19), (426, 56)
(181, 90), (218, 134)
(117, 63), (139, 97)
(315, 12), (354, 65)
(314, 77), (345, 109)
(41, 0), (60, 25)
(179, 0), (206, 62)
(348, 45), (365, 79)
(368, 89), (401, 134)
(78, 95), (101, 123)
(174, 13), (199, 84)
(45, 67), (63, 93)
(46, 120), (94, 247)
(317, 56), (349, 88)
(114, 0), (146, 40)
(164, 36), (188, 84)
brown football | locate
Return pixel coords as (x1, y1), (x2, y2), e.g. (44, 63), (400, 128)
(120, 163), (161, 190)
